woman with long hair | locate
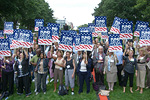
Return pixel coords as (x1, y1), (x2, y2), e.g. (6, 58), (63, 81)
(15, 48), (31, 97)
(77, 51), (92, 94)
(123, 50), (138, 93)
(53, 50), (65, 92)
(1, 54), (14, 96)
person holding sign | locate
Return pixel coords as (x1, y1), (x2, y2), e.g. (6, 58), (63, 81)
(103, 51), (118, 91)
(64, 51), (76, 95)
(53, 50), (65, 92)
(146, 46), (150, 89)
(35, 52), (49, 95)
(135, 47), (147, 94)
(123, 50), (137, 93)
(1, 54), (15, 96)
(93, 46), (105, 84)
(14, 48), (31, 97)
(77, 51), (92, 94)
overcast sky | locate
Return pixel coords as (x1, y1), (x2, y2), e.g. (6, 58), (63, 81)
(45, 0), (101, 27)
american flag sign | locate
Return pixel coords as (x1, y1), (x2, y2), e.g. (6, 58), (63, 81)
(38, 27), (52, 45)
(59, 31), (73, 51)
(108, 34), (122, 52)
(110, 17), (123, 34)
(101, 32), (108, 39)
(0, 38), (11, 56)
(47, 23), (60, 42)
(0, 30), (4, 39)
(12, 29), (20, 48)
(34, 19), (44, 31)
(79, 32), (93, 51)
(6, 34), (16, 49)
(74, 34), (81, 51)
(88, 23), (98, 37)
(79, 27), (90, 33)
(120, 21), (133, 39)
(4, 22), (14, 34)
(139, 27), (150, 46)
(134, 21), (149, 37)
(95, 16), (107, 33)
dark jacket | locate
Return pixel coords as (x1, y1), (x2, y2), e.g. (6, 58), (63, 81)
(77, 58), (92, 78)
(36, 58), (49, 73)
(15, 58), (29, 76)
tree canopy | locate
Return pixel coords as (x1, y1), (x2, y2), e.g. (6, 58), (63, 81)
(0, 0), (56, 30)
(93, 0), (150, 27)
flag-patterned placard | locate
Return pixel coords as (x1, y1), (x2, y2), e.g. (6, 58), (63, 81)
(88, 23), (98, 37)
(120, 21), (133, 39)
(0, 30), (4, 39)
(47, 23), (60, 42)
(95, 16), (107, 33)
(110, 17), (123, 34)
(134, 21), (149, 37)
(108, 34), (122, 52)
(74, 34), (81, 51)
(4, 22), (14, 34)
(6, 34), (16, 49)
(59, 31), (73, 51)
(38, 27), (52, 45)
(34, 19), (44, 31)
(69, 30), (77, 46)
(79, 27), (90, 33)
(139, 27), (150, 46)
(12, 29), (20, 48)
(101, 32), (108, 39)
(0, 38), (11, 56)
(79, 32), (93, 51)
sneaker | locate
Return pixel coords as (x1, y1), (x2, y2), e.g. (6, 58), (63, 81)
(36, 92), (39, 95)
(71, 91), (74, 95)
(57, 79), (59, 82)
(34, 89), (37, 92)
(46, 80), (49, 84)
(44, 92), (46, 94)
(50, 79), (54, 83)
(32, 79), (35, 82)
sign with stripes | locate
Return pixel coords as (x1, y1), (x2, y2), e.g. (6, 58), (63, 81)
(101, 32), (108, 39)
(134, 21), (149, 37)
(0, 38), (11, 56)
(139, 27), (150, 46)
(110, 17), (122, 34)
(34, 19), (44, 31)
(69, 30), (77, 46)
(38, 27), (52, 45)
(47, 23), (60, 42)
(12, 29), (20, 48)
(4, 22), (14, 34)
(79, 27), (90, 32)
(88, 23), (98, 37)
(120, 21), (133, 39)
(6, 34), (15, 49)
(79, 32), (93, 51)
(108, 34), (122, 52)
(59, 31), (73, 51)
(95, 16), (107, 33)
(0, 30), (4, 39)
(74, 34), (81, 51)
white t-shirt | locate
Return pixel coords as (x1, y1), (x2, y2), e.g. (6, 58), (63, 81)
(80, 60), (87, 72)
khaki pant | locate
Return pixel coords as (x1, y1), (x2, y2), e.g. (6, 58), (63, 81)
(136, 70), (146, 88)
(34, 72), (38, 90)
(54, 68), (63, 85)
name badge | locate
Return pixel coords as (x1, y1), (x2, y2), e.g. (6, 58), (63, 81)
(140, 57), (144, 60)
(99, 56), (103, 60)
(19, 65), (22, 69)
(60, 67), (62, 70)
(110, 60), (114, 62)
(67, 65), (70, 69)
(130, 58), (134, 62)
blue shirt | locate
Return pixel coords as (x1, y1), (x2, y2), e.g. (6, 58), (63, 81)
(114, 51), (123, 65)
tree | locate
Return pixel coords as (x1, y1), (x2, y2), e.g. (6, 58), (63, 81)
(93, 0), (138, 27)
(0, 0), (56, 30)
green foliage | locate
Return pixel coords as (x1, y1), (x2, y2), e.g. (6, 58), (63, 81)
(93, 0), (150, 27)
(0, 0), (56, 30)
(77, 24), (88, 30)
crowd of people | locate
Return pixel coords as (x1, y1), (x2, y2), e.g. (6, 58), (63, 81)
(0, 37), (150, 98)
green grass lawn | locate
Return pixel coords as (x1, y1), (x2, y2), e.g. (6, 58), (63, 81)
(6, 75), (150, 100)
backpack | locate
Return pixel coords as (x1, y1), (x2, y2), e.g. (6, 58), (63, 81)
(58, 85), (67, 96)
